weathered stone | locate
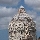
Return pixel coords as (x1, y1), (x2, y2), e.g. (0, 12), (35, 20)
(8, 5), (37, 40)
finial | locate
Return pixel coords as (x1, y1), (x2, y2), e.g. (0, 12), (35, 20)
(18, 5), (26, 13)
(20, 5), (24, 8)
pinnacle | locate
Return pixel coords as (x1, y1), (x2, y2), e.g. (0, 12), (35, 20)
(20, 5), (24, 8)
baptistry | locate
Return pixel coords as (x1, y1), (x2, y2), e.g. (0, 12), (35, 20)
(8, 6), (37, 40)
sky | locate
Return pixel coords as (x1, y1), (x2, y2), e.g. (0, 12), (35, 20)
(0, 0), (40, 40)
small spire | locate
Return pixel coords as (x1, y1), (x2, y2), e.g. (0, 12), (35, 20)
(20, 5), (24, 8)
